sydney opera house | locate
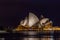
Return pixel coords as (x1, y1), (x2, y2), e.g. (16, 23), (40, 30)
(0, 12), (60, 40)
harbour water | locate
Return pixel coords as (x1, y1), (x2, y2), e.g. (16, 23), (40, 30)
(0, 31), (60, 40)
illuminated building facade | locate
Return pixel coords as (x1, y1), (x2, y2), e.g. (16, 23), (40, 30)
(0, 12), (60, 40)
(12, 12), (60, 40)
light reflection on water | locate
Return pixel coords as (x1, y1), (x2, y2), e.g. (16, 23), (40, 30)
(21, 35), (54, 40)
(1, 35), (59, 40)
(1, 31), (60, 40)
(22, 38), (53, 40)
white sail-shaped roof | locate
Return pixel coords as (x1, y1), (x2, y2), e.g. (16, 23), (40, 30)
(28, 12), (39, 27)
(40, 18), (49, 25)
(39, 15), (53, 26)
(20, 12), (39, 27)
(20, 17), (28, 26)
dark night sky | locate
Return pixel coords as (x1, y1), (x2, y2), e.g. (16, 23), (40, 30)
(0, 0), (60, 28)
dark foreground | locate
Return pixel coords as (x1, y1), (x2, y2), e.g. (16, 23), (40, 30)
(0, 31), (60, 40)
